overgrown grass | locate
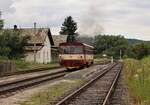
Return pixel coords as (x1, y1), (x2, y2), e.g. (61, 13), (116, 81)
(0, 56), (60, 71)
(20, 79), (84, 105)
(14, 60), (60, 71)
(123, 56), (150, 105)
(0, 56), (9, 61)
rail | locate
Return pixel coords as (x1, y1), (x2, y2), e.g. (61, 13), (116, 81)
(0, 70), (67, 97)
(55, 63), (118, 105)
(102, 63), (122, 105)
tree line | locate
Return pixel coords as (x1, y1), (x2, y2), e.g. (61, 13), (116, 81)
(60, 16), (150, 59)
(93, 35), (150, 59)
(0, 16), (149, 60)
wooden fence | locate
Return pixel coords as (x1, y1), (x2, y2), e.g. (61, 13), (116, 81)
(0, 61), (16, 76)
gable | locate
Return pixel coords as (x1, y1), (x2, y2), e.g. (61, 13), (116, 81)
(52, 35), (67, 47)
(21, 28), (49, 51)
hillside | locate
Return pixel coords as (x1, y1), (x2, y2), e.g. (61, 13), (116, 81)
(127, 39), (143, 44)
(77, 36), (94, 46)
(78, 36), (149, 46)
(127, 39), (150, 45)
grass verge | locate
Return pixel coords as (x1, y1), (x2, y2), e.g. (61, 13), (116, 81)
(14, 60), (60, 72)
(19, 79), (84, 105)
(123, 56), (150, 105)
(0, 56), (60, 72)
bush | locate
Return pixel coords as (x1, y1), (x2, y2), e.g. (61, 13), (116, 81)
(0, 30), (30, 59)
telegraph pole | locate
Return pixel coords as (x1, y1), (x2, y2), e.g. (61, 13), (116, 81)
(120, 49), (122, 60)
(34, 22), (37, 63)
(0, 10), (4, 30)
(0, 10), (2, 19)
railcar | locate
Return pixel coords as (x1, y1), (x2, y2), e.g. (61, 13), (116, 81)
(58, 41), (94, 69)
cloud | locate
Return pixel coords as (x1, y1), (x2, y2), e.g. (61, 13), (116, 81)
(0, 0), (150, 40)
(0, 0), (15, 14)
(3, 0), (88, 27)
(78, 0), (105, 35)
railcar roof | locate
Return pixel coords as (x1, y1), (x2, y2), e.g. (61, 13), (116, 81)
(83, 43), (94, 49)
(59, 42), (94, 49)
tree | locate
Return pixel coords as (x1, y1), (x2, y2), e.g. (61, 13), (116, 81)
(132, 42), (150, 59)
(60, 16), (77, 35)
(0, 19), (4, 30)
(0, 30), (30, 58)
(94, 35), (128, 58)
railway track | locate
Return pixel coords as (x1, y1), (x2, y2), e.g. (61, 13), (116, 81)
(0, 62), (114, 100)
(55, 62), (122, 105)
(0, 70), (67, 98)
(0, 66), (62, 77)
(0, 64), (109, 98)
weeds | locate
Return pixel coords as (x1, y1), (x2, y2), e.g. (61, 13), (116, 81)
(20, 79), (83, 105)
(123, 56), (150, 105)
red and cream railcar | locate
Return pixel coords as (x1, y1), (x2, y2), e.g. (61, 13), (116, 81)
(59, 42), (94, 69)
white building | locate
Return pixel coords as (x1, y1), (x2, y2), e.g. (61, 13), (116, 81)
(22, 28), (67, 64)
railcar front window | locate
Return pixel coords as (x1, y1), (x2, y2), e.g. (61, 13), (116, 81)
(59, 46), (70, 54)
(59, 46), (83, 54)
(73, 46), (83, 53)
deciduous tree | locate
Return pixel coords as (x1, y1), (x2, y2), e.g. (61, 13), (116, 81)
(0, 19), (4, 30)
(0, 30), (30, 58)
(94, 35), (128, 58)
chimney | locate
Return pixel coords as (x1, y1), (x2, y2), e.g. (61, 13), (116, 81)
(33, 22), (37, 62)
(34, 22), (36, 29)
(34, 22), (36, 35)
(14, 25), (17, 30)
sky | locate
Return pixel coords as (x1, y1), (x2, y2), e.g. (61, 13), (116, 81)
(0, 0), (150, 41)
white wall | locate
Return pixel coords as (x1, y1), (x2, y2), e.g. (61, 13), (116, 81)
(25, 35), (52, 64)
(36, 35), (51, 64)
(25, 52), (35, 62)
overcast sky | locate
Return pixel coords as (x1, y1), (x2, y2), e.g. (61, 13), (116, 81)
(0, 0), (150, 40)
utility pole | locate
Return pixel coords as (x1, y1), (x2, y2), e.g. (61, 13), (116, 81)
(33, 22), (37, 63)
(0, 10), (4, 30)
(111, 56), (114, 63)
(120, 49), (122, 60)
(0, 10), (2, 19)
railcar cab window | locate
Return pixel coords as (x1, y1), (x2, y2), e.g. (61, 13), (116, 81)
(59, 46), (83, 54)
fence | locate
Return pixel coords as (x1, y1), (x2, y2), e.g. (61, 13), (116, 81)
(0, 61), (16, 76)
